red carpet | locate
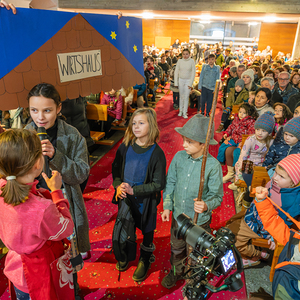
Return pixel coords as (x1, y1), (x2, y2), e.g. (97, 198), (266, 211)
(0, 92), (247, 300)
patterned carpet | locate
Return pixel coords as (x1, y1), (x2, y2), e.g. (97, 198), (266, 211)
(0, 91), (247, 300)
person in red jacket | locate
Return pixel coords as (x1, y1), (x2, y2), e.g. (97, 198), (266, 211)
(217, 103), (258, 182)
(0, 129), (75, 300)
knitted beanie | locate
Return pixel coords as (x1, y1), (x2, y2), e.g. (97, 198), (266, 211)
(254, 112), (275, 134)
(241, 69), (254, 82)
(283, 116), (300, 140)
(235, 79), (245, 89)
(278, 154), (300, 185)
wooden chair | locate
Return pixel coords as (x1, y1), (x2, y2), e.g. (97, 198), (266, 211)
(229, 104), (240, 120)
(251, 238), (284, 282)
(246, 167), (281, 281)
(86, 103), (114, 145)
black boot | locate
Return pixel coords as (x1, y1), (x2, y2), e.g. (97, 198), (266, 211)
(132, 243), (155, 282)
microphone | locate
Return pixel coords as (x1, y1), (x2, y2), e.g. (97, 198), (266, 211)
(37, 127), (51, 178)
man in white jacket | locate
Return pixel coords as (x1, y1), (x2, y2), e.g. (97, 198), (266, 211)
(174, 49), (196, 119)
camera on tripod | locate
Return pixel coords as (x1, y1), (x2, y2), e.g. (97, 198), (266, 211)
(176, 213), (243, 300)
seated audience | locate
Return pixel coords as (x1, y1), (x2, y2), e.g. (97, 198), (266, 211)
(255, 156), (300, 299)
(100, 89), (123, 137)
(217, 103), (258, 183)
(254, 87), (274, 116)
(232, 112), (274, 192)
(216, 79), (248, 133)
(273, 72), (298, 105)
(263, 117), (300, 177)
(273, 102), (293, 134)
(230, 154), (300, 268)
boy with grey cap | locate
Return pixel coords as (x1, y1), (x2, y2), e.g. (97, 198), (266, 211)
(161, 114), (223, 289)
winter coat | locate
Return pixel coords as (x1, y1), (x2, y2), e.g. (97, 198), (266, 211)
(25, 119), (90, 252)
(101, 93), (123, 120)
(225, 87), (249, 107)
(112, 143), (166, 233)
(224, 115), (256, 144)
(255, 198), (300, 299)
(0, 179), (74, 294)
(215, 53), (224, 67)
(273, 82), (298, 104)
(263, 136), (300, 170)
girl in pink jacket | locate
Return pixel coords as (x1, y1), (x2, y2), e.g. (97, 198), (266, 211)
(0, 129), (74, 300)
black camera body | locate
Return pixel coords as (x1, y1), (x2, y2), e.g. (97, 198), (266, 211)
(176, 213), (243, 300)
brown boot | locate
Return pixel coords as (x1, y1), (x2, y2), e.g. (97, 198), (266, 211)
(216, 123), (224, 133)
(161, 270), (183, 289)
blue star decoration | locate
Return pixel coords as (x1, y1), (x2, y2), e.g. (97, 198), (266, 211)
(110, 31), (117, 40)
(126, 21), (130, 29)
(133, 45), (138, 53)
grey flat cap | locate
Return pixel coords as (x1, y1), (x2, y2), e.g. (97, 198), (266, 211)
(175, 114), (218, 145)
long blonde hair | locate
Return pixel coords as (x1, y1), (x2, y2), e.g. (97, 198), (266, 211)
(0, 129), (42, 206)
(123, 108), (160, 147)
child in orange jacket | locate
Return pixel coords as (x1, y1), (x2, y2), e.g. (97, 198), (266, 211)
(255, 154), (300, 300)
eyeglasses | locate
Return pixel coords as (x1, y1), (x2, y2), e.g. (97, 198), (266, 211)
(278, 78), (289, 81)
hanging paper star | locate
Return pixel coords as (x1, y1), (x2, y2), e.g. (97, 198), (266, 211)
(133, 45), (138, 53)
(126, 21), (130, 29)
(110, 31), (117, 40)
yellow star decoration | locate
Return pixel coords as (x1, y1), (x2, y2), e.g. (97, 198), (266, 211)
(110, 31), (117, 40)
(133, 45), (138, 53)
(126, 21), (130, 29)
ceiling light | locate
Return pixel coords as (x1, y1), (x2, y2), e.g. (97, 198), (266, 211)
(199, 14), (211, 20)
(142, 12), (154, 19)
(264, 16), (277, 23)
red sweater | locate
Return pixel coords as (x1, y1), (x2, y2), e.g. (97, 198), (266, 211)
(224, 115), (256, 144)
(0, 179), (74, 293)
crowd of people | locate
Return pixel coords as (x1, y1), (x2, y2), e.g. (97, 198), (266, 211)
(2, 1), (300, 298)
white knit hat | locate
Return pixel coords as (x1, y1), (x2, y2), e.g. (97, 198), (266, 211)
(241, 69), (254, 82)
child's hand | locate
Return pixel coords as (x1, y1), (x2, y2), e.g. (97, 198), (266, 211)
(161, 209), (171, 222)
(194, 198), (208, 214)
(41, 139), (55, 159)
(255, 186), (268, 201)
(42, 171), (62, 192)
(223, 133), (228, 139)
(268, 238), (276, 250)
(115, 183), (127, 201)
(123, 183), (134, 195)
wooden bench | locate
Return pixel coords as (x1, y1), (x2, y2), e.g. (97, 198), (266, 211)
(86, 103), (114, 145)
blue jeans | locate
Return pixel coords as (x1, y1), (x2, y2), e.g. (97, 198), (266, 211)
(15, 287), (31, 300)
(200, 86), (214, 115)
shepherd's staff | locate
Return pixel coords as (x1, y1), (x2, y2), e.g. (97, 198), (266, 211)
(188, 79), (221, 258)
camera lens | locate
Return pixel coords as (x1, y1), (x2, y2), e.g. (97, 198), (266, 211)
(176, 213), (215, 252)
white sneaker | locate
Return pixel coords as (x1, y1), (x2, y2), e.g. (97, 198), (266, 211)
(178, 111), (183, 117)
(183, 115), (188, 119)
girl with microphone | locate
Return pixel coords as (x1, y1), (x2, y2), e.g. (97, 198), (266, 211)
(25, 83), (90, 298)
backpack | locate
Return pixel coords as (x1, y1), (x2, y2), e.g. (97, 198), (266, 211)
(112, 197), (136, 262)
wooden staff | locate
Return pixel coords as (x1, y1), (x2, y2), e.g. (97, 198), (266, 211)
(188, 79), (221, 258)
(193, 79), (221, 223)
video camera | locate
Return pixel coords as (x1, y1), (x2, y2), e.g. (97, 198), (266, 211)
(176, 213), (243, 300)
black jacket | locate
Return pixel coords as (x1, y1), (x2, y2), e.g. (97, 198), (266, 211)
(112, 142), (166, 233)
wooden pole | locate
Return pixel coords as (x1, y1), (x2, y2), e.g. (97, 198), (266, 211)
(193, 79), (221, 224)
(187, 79), (221, 263)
